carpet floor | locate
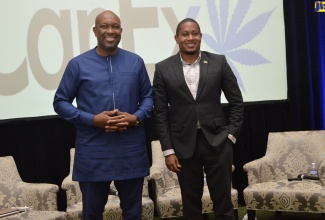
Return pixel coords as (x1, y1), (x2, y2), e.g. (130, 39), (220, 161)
(153, 206), (324, 219)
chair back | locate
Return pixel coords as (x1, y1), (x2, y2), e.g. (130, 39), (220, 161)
(151, 141), (179, 190)
(69, 148), (75, 174)
(266, 130), (325, 178)
(0, 156), (22, 208)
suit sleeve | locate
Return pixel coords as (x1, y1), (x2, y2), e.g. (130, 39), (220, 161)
(152, 63), (173, 151)
(221, 56), (244, 138)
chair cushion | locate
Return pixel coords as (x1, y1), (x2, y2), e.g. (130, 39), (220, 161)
(66, 195), (154, 220)
(156, 185), (238, 218)
(3, 210), (67, 220)
(244, 180), (325, 212)
(0, 156), (59, 211)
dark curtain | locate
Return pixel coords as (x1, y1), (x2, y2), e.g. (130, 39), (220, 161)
(0, 0), (324, 210)
(284, 0), (325, 130)
(232, 0), (325, 204)
(0, 117), (76, 211)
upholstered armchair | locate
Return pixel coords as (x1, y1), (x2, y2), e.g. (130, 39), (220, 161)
(149, 140), (238, 220)
(0, 156), (67, 219)
(61, 148), (154, 220)
(243, 130), (325, 220)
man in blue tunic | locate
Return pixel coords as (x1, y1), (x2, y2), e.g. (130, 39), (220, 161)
(53, 10), (153, 220)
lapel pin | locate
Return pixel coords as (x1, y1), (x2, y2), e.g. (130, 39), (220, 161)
(203, 61), (208, 63)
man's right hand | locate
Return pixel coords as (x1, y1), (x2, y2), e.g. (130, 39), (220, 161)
(92, 110), (127, 130)
(165, 154), (181, 172)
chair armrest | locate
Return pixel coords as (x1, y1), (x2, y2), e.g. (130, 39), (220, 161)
(142, 176), (151, 198)
(149, 164), (164, 182)
(149, 164), (165, 197)
(316, 153), (325, 186)
(15, 181), (59, 211)
(149, 163), (179, 196)
(61, 174), (82, 207)
(243, 155), (278, 185)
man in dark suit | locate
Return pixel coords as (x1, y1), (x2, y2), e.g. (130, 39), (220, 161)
(153, 18), (244, 220)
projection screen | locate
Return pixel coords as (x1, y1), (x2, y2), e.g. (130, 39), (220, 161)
(0, 0), (287, 120)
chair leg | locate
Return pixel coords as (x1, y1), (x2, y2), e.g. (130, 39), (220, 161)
(321, 213), (325, 219)
(233, 209), (239, 220)
(275, 211), (281, 216)
(247, 210), (256, 220)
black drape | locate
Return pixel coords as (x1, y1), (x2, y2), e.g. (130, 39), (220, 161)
(232, 0), (325, 204)
(0, 117), (75, 211)
(0, 0), (324, 210)
(284, 0), (325, 130)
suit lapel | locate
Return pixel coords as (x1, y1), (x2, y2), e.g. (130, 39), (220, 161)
(196, 52), (208, 100)
(172, 54), (194, 99)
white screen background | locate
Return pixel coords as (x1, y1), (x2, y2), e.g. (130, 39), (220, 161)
(0, 0), (287, 120)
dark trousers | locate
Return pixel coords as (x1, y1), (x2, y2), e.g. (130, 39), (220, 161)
(79, 177), (144, 220)
(177, 130), (235, 220)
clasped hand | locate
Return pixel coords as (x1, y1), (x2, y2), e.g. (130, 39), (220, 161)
(92, 109), (138, 132)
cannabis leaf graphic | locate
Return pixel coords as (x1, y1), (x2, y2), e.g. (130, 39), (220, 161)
(203, 0), (275, 92)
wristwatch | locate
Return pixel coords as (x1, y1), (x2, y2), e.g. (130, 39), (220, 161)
(134, 117), (140, 126)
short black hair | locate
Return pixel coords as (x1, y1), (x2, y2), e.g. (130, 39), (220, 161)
(175, 18), (201, 35)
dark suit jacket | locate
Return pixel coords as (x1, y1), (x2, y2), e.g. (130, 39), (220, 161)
(153, 51), (244, 159)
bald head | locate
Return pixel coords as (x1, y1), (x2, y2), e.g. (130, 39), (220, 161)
(93, 10), (123, 56)
(95, 10), (121, 27)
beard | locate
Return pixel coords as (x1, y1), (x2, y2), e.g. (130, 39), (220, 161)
(104, 41), (120, 51)
(105, 44), (118, 51)
(184, 50), (197, 55)
(102, 36), (121, 51)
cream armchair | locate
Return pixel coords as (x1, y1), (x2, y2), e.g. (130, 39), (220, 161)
(61, 148), (154, 220)
(243, 130), (325, 220)
(0, 156), (67, 219)
(149, 140), (238, 220)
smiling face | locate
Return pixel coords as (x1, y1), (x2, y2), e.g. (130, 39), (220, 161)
(93, 11), (123, 56)
(174, 21), (202, 57)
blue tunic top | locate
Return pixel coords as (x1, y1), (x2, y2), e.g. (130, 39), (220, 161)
(53, 48), (153, 181)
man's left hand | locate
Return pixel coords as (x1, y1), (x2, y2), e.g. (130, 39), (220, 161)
(105, 109), (138, 132)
